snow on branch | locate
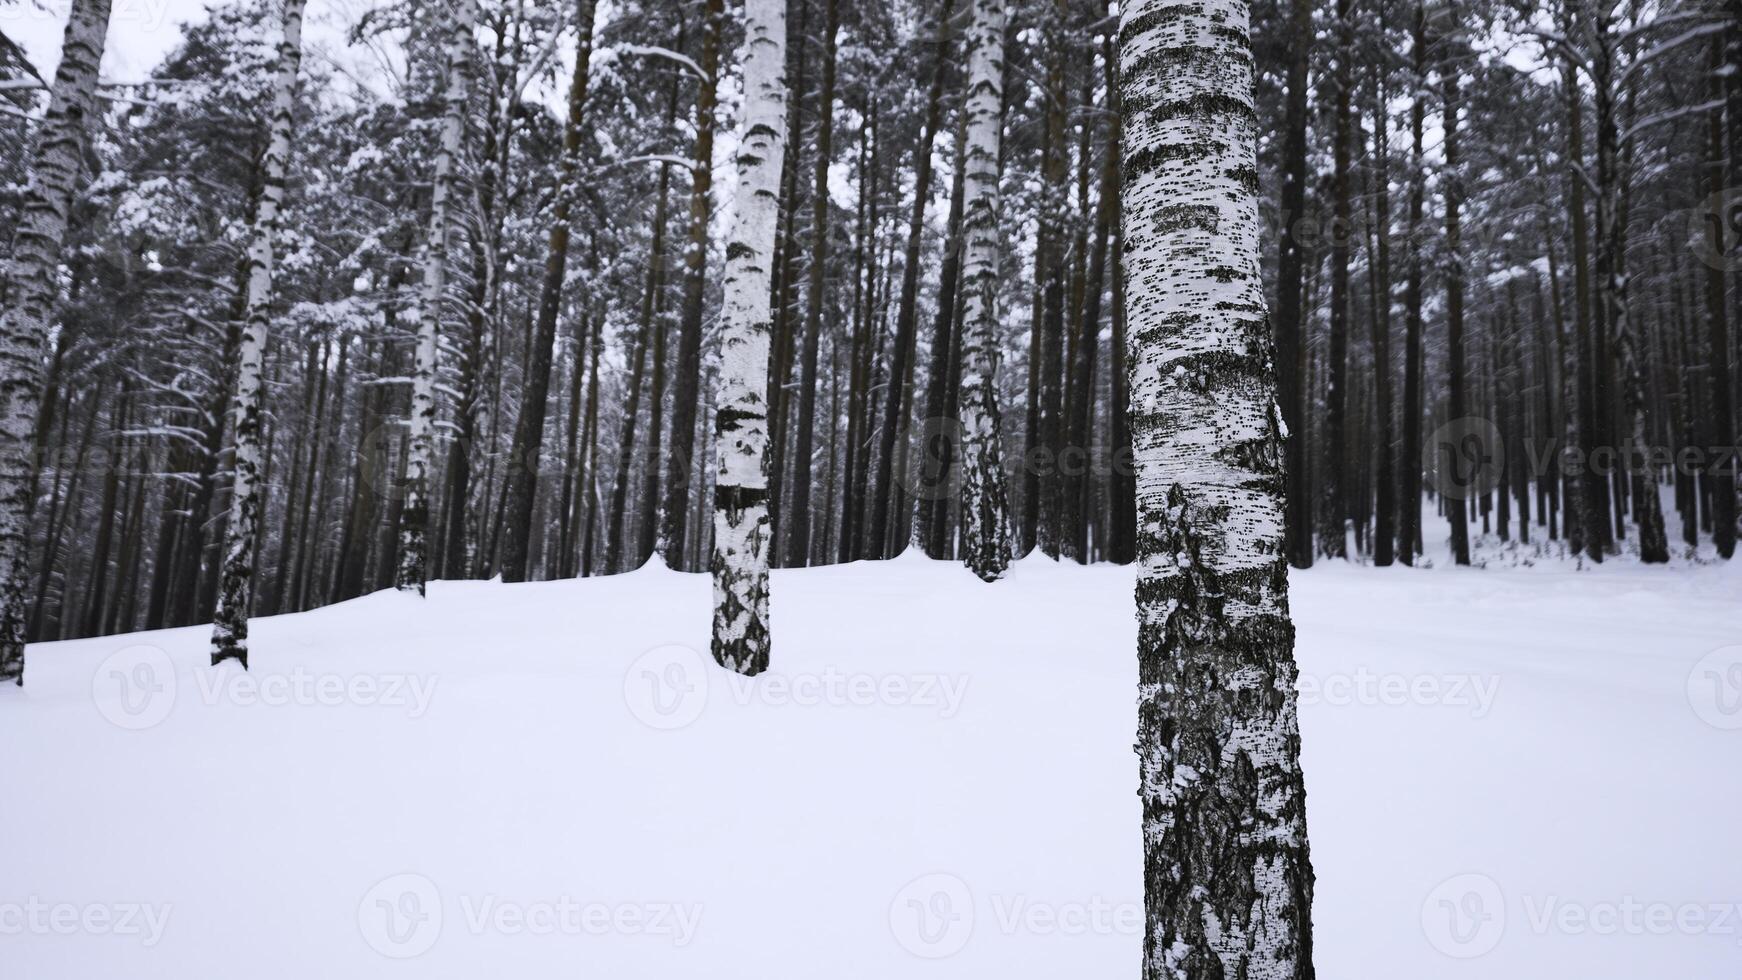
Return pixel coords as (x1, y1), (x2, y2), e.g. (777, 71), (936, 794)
(1618, 20), (1728, 89)
(616, 44), (712, 83)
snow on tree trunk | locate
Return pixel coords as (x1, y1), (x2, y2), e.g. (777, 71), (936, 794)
(0, 0), (112, 685)
(210, 0), (308, 668)
(398, 0), (477, 595)
(709, 0), (787, 676)
(955, 0), (1014, 584)
(1117, 0), (1316, 976)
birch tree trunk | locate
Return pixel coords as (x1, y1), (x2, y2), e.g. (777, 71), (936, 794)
(956, 0), (1014, 583)
(210, 0), (307, 668)
(710, 0), (787, 675)
(398, 0), (477, 594)
(1118, 0), (1316, 974)
(0, 0), (112, 684)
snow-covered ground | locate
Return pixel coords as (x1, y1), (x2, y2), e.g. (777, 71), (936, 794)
(4, 544), (1741, 978)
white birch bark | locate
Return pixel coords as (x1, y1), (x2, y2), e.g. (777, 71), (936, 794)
(398, 0), (477, 594)
(0, 0), (112, 685)
(955, 0), (1014, 583)
(210, 0), (308, 668)
(1118, 0), (1316, 976)
(710, 0), (787, 675)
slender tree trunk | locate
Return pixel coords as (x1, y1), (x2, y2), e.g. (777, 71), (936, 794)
(499, 0), (598, 582)
(211, 0), (308, 667)
(1275, 0), (1314, 569)
(661, 0), (725, 571)
(956, 0), (1013, 583)
(1398, 5), (1427, 566)
(1067, 40), (1116, 566)
(1592, 21), (1666, 562)
(1442, 48), (1471, 567)
(1321, 0), (1353, 559)
(920, 106), (971, 558)
(783, 0), (838, 568)
(1369, 60), (1396, 567)
(1564, 46), (1607, 562)
(868, 0), (957, 559)
(1034, 0), (1070, 559)
(399, 0), (477, 593)
(604, 166), (666, 572)
(1704, 36), (1736, 558)
(0, 0), (113, 682)
(712, 0), (788, 674)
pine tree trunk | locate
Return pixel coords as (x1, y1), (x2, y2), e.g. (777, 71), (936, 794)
(1275, 0), (1314, 570)
(1398, 6), (1426, 566)
(1118, 0), (1316, 973)
(399, 0), (477, 593)
(1563, 45), (1607, 562)
(0, 0), (113, 682)
(1321, 0), (1353, 560)
(868, 0), (955, 559)
(1592, 22), (1667, 563)
(499, 0), (598, 582)
(1442, 52), (1471, 567)
(661, 0), (724, 571)
(1034, 0), (1070, 560)
(1704, 36), (1736, 559)
(956, 0), (1013, 583)
(712, 0), (788, 674)
(211, 0), (308, 667)
(783, 0), (837, 568)
(1369, 60), (1396, 567)
(920, 106), (971, 559)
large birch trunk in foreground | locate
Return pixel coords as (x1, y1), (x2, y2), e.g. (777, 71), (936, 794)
(398, 0), (477, 594)
(1117, 0), (1316, 975)
(710, 0), (787, 675)
(955, 0), (1014, 583)
(210, 0), (307, 668)
(0, 0), (112, 685)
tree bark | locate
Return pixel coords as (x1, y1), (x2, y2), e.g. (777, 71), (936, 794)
(783, 0), (838, 568)
(399, 0), (477, 593)
(1119, 0), (1317, 973)
(499, 0), (598, 582)
(210, 0), (307, 667)
(712, 0), (788, 674)
(661, 0), (725, 571)
(868, 0), (956, 559)
(0, 0), (113, 682)
(1275, 0), (1314, 569)
(1442, 44), (1471, 567)
(956, 0), (1013, 583)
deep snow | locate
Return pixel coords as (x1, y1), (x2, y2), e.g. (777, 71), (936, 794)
(3, 546), (1741, 978)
